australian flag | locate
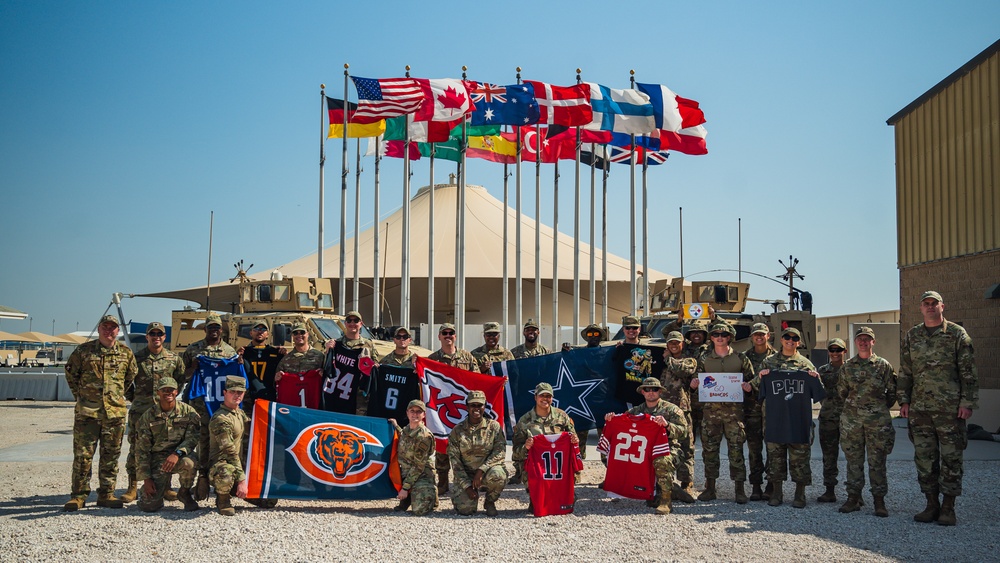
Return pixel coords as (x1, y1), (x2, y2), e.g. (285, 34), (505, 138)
(466, 81), (540, 126)
(491, 347), (628, 432)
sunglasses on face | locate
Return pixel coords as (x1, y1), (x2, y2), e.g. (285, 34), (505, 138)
(584, 331), (601, 337)
(828, 348), (845, 353)
(292, 331), (307, 336)
(710, 333), (728, 338)
(148, 332), (165, 337)
(440, 331), (456, 336)
(624, 326), (639, 331)
(345, 318), (361, 324)
(782, 335), (801, 342)
(393, 335), (410, 340)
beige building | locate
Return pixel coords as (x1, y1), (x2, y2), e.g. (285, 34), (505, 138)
(816, 310), (900, 369)
(887, 38), (1000, 430)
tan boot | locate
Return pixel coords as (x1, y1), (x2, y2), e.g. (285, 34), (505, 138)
(839, 494), (863, 513)
(436, 469), (449, 495)
(873, 495), (888, 518)
(914, 492), (940, 523)
(656, 487), (673, 515)
(749, 483), (764, 501)
(96, 492), (124, 509)
(735, 481), (748, 504)
(936, 494), (956, 526)
(697, 478), (717, 501)
(63, 496), (86, 512)
(178, 487), (200, 512)
(673, 483), (696, 504)
(119, 476), (138, 504)
(216, 493), (235, 516)
(817, 485), (837, 503)
(767, 483), (783, 507)
(791, 483), (807, 509)
(162, 488), (178, 501)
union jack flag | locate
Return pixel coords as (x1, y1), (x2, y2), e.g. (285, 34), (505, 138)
(465, 81), (540, 126)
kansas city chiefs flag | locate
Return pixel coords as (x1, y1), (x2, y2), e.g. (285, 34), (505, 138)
(414, 356), (508, 454)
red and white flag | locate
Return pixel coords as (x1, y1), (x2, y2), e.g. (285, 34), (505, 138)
(351, 76), (424, 123)
(414, 356), (508, 454)
(655, 124), (708, 156)
(413, 78), (473, 123)
(523, 80), (592, 127)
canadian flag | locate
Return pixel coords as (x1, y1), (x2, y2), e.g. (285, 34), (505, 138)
(413, 78), (474, 123)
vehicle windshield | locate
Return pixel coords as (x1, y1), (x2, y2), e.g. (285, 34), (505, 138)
(312, 318), (345, 341)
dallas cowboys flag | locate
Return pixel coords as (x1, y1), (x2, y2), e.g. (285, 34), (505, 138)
(491, 347), (628, 432)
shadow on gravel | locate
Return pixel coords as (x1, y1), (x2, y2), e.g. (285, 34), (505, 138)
(0, 494), (75, 521)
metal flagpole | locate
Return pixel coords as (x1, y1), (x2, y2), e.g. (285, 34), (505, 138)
(373, 137), (381, 325)
(401, 65), (412, 330)
(601, 154), (609, 327)
(353, 138), (362, 312)
(534, 122), (542, 331)
(551, 156), (560, 350)
(457, 65), (469, 338)
(642, 157), (649, 317)
(428, 144), (436, 332)
(502, 159), (510, 346)
(515, 67), (524, 338)
(339, 67), (349, 314)
(628, 71), (637, 316)
(679, 207), (684, 278)
(319, 84), (327, 279)
(589, 142), (596, 323)
(572, 68), (582, 344)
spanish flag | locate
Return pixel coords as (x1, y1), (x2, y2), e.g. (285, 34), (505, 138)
(327, 97), (386, 139)
(467, 134), (517, 164)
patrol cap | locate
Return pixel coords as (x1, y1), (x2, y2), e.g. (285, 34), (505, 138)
(291, 323), (309, 333)
(663, 330), (684, 343)
(483, 322), (501, 334)
(534, 382), (554, 396)
(827, 338), (847, 351)
(750, 322), (770, 336)
(407, 399), (426, 412)
(394, 326), (412, 338)
(345, 311), (363, 322)
(920, 290), (943, 303)
(709, 322), (735, 337)
(146, 321), (166, 335)
(466, 390), (487, 406)
(224, 376), (247, 392)
(439, 323), (457, 334)
(781, 327), (802, 339)
(636, 377), (665, 393)
(523, 319), (540, 330)
(99, 314), (119, 327)
(205, 314), (223, 328)
(684, 323), (709, 336)
(854, 326), (876, 339)
(251, 320), (270, 330)
(156, 377), (179, 391)
(581, 323), (604, 339)
(622, 315), (641, 328)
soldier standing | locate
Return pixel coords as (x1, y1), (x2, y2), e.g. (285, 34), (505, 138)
(557, 323), (607, 466)
(470, 321), (515, 374)
(743, 322), (774, 501)
(388, 399), (437, 515)
(660, 330), (699, 503)
(122, 321), (185, 504)
(428, 323), (480, 494)
(692, 322), (754, 504)
(239, 320), (285, 408)
(816, 338), (847, 503)
(683, 324), (710, 446)
(447, 390), (509, 516)
(382, 326), (417, 368)
(324, 310), (381, 416)
(208, 376), (251, 516)
(512, 382), (578, 509)
(135, 377), (200, 512)
(899, 290), (978, 526)
(63, 314), (138, 511)
(275, 323), (326, 376)
(181, 313), (238, 501)
(837, 327), (897, 517)
(510, 319), (550, 359)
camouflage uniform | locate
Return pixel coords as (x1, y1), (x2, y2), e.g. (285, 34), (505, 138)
(470, 344), (515, 374)
(447, 417), (508, 514)
(135, 401), (200, 510)
(127, 347), (185, 480)
(65, 339), (137, 500)
(275, 348), (325, 373)
(698, 349), (754, 481)
(390, 420), (437, 515)
(208, 404), (250, 494)
(839, 353), (897, 497)
(510, 342), (551, 359)
(381, 350), (416, 368)
(330, 336), (381, 416)
(757, 352), (819, 485)
(682, 343), (708, 441)
(428, 347), (481, 479)
(817, 361), (846, 488)
(659, 355), (698, 484)
(743, 345), (774, 487)
(182, 339), (238, 475)
(512, 407), (577, 484)
(626, 399), (689, 494)
(899, 320), (978, 496)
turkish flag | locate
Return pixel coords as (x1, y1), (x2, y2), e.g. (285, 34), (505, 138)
(502, 126), (571, 163)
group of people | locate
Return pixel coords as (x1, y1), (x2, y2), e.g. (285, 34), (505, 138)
(63, 290), (978, 524)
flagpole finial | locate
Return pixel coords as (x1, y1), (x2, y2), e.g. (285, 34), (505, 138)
(630, 69), (635, 75)
(320, 84), (325, 90)
(344, 63), (349, 69)
(576, 68), (582, 74)
(405, 65), (410, 78)
(516, 66), (521, 72)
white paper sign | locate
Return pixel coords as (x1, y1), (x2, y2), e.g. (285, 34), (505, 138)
(698, 373), (745, 403)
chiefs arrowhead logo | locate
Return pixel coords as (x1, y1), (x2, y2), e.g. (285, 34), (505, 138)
(286, 423), (387, 487)
(421, 367), (498, 442)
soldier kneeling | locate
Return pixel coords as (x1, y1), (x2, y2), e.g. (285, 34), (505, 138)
(135, 377), (200, 512)
(209, 376), (251, 516)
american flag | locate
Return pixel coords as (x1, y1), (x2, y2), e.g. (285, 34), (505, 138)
(350, 76), (423, 123)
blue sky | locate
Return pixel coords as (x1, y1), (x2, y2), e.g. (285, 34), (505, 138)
(1, 0), (998, 336)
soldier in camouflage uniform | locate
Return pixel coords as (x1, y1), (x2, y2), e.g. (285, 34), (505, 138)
(447, 390), (509, 516)
(512, 382), (578, 502)
(751, 327), (822, 508)
(605, 377), (688, 515)
(122, 321), (185, 504)
(743, 322), (774, 501)
(325, 310), (381, 417)
(181, 313), (238, 501)
(208, 376), (251, 516)
(389, 399), (437, 515)
(659, 329), (699, 502)
(381, 326), (417, 368)
(135, 377), (200, 512)
(683, 324), (710, 446)
(693, 322), (754, 504)
(816, 337), (847, 503)
(510, 319), (551, 359)
(428, 322), (480, 494)
(63, 314), (138, 511)
(899, 291), (978, 526)
(471, 321), (515, 373)
(275, 323), (326, 375)
(837, 327), (897, 517)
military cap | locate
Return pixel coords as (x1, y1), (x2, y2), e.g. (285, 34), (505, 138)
(345, 310), (363, 322)
(466, 390), (487, 405)
(750, 322), (770, 335)
(684, 323), (709, 335)
(827, 338), (847, 351)
(781, 327), (802, 339)
(483, 321), (501, 334)
(534, 382), (554, 396)
(439, 323), (457, 334)
(205, 314), (223, 328)
(407, 399), (426, 412)
(920, 290), (943, 303)
(581, 323), (604, 339)
(709, 322), (735, 337)
(622, 315), (641, 328)
(251, 320), (270, 330)
(663, 330), (684, 343)
(225, 376), (247, 392)
(523, 319), (540, 330)
(394, 326), (412, 338)
(156, 377), (179, 391)
(146, 321), (166, 335)
(854, 326), (876, 339)
(636, 377), (665, 393)
(99, 314), (119, 327)
(291, 323), (309, 333)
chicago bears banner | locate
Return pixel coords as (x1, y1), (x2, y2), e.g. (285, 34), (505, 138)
(246, 400), (401, 500)
(492, 346), (628, 432)
(414, 356), (508, 454)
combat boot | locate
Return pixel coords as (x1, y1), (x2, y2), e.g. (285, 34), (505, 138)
(436, 469), (449, 495)
(195, 475), (210, 501)
(767, 483), (783, 507)
(817, 485), (837, 503)
(139, 498), (164, 513)
(655, 488), (673, 515)
(936, 495), (956, 526)
(62, 497), (86, 512)
(839, 494), (862, 513)
(762, 480), (773, 501)
(873, 495), (888, 518)
(735, 481), (748, 504)
(484, 499), (498, 517)
(913, 492), (940, 523)
(697, 479), (717, 501)
(120, 476), (138, 503)
(646, 485), (662, 507)
(673, 482), (696, 504)
(393, 496), (411, 512)
(216, 493), (235, 516)
(177, 487), (200, 512)
(791, 483), (807, 509)
(749, 483), (764, 501)
(162, 487), (178, 501)
(96, 492), (124, 509)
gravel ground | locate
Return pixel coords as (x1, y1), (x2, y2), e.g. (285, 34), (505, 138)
(1, 401), (997, 562)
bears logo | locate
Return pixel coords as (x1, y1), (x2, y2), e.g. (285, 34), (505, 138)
(286, 423), (388, 487)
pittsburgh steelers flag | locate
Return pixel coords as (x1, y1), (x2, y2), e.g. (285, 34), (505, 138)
(246, 400), (401, 500)
(414, 356), (508, 454)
